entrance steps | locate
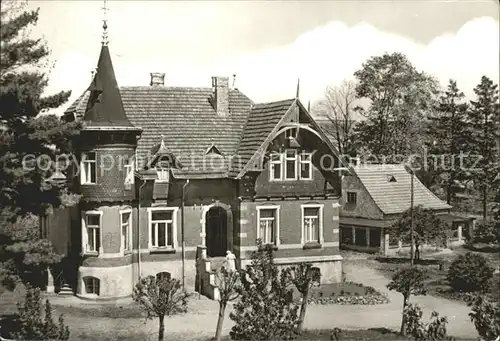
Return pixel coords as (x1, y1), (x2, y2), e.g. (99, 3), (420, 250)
(196, 247), (231, 300)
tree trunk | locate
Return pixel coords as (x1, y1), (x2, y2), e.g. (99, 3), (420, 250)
(215, 301), (226, 341)
(400, 296), (408, 336)
(446, 183), (452, 205)
(297, 288), (310, 333)
(415, 242), (420, 261)
(158, 315), (165, 341)
(483, 187), (488, 220)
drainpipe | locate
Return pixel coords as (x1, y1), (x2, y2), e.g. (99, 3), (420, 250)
(138, 179), (147, 280)
(181, 179), (190, 291)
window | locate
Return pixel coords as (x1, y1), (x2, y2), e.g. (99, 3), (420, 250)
(149, 208), (177, 249)
(83, 212), (101, 254)
(83, 276), (100, 295)
(285, 150), (297, 180)
(156, 272), (171, 282)
(301, 205), (323, 244)
(269, 150), (313, 181)
(81, 152), (96, 184)
(120, 210), (132, 253)
(124, 157), (134, 186)
(299, 153), (312, 180)
(285, 127), (297, 139)
(257, 207), (279, 245)
(156, 168), (169, 182)
(269, 153), (282, 180)
(311, 267), (321, 284)
(347, 192), (357, 204)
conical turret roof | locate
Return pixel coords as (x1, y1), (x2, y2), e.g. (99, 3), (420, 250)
(83, 44), (136, 129)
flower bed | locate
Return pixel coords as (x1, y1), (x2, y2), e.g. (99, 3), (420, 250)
(309, 293), (389, 305)
(302, 281), (390, 305)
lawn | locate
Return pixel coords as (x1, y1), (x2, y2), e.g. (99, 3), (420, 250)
(218, 328), (412, 341)
(373, 245), (500, 303)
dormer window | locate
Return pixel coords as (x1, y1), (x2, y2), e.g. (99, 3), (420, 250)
(156, 167), (170, 183)
(81, 152), (96, 185)
(387, 174), (397, 182)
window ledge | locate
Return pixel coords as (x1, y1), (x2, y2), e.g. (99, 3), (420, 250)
(149, 248), (176, 254)
(81, 251), (99, 257)
(258, 243), (279, 251)
(303, 242), (322, 250)
(80, 183), (97, 186)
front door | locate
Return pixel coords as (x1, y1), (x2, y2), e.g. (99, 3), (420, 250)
(206, 207), (227, 257)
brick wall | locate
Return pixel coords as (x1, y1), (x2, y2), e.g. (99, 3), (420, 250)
(79, 147), (136, 201)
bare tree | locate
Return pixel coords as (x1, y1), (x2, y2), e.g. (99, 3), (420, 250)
(214, 266), (240, 341)
(316, 80), (357, 156)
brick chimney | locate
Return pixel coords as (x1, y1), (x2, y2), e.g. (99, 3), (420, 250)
(150, 72), (165, 86)
(211, 76), (229, 116)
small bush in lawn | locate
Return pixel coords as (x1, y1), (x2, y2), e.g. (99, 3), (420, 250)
(466, 294), (500, 341)
(12, 286), (70, 340)
(446, 252), (494, 293)
(403, 303), (455, 340)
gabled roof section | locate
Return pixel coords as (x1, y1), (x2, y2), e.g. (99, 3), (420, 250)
(231, 98), (296, 177)
(83, 45), (136, 128)
(352, 164), (452, 215)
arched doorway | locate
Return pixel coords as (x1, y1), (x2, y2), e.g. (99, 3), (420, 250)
(206, 206), (227, 257)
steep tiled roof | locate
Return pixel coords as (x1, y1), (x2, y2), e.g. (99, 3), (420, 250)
(353, 164), (451, 215)
(230, 99), (295, 176)
(65, 87), (253, 177)
(83, 46), (137, 128)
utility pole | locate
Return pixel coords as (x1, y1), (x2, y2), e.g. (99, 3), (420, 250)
(410, 169), (415, 267)
(181, 179), (190, 291)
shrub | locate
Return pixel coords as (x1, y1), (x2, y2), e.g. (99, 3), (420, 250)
(473, 220), (500, 244)
(467, 294), (500, 341)
(403, 303), (455, 341)
(133, 276), (190, 341)
(446, 252), (494, 293)
(12, 286), (70, 340)
(229, 241), (299, 340)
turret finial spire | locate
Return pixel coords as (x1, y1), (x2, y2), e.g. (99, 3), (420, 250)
(296, 78), (300, 98)
(101, 0), (109, 46)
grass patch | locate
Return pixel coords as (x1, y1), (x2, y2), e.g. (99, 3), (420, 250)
(374, 253), (500, 303)
(219, 328), (411, 340)
(53, 303), (146, 319)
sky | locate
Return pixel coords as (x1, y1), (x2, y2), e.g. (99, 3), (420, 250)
(24, 0), (500, 113)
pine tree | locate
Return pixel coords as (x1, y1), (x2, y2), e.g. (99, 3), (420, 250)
(427, 80), (470, 204)
(229, 241), (299, 340)
(468, 76), (500, 219)
(0, 2), (81, 289)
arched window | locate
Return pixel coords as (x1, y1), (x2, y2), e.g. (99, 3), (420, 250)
(156, 272), (171, 282)
(83, 276), (100, 295)
(311, 267), (321, 284)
